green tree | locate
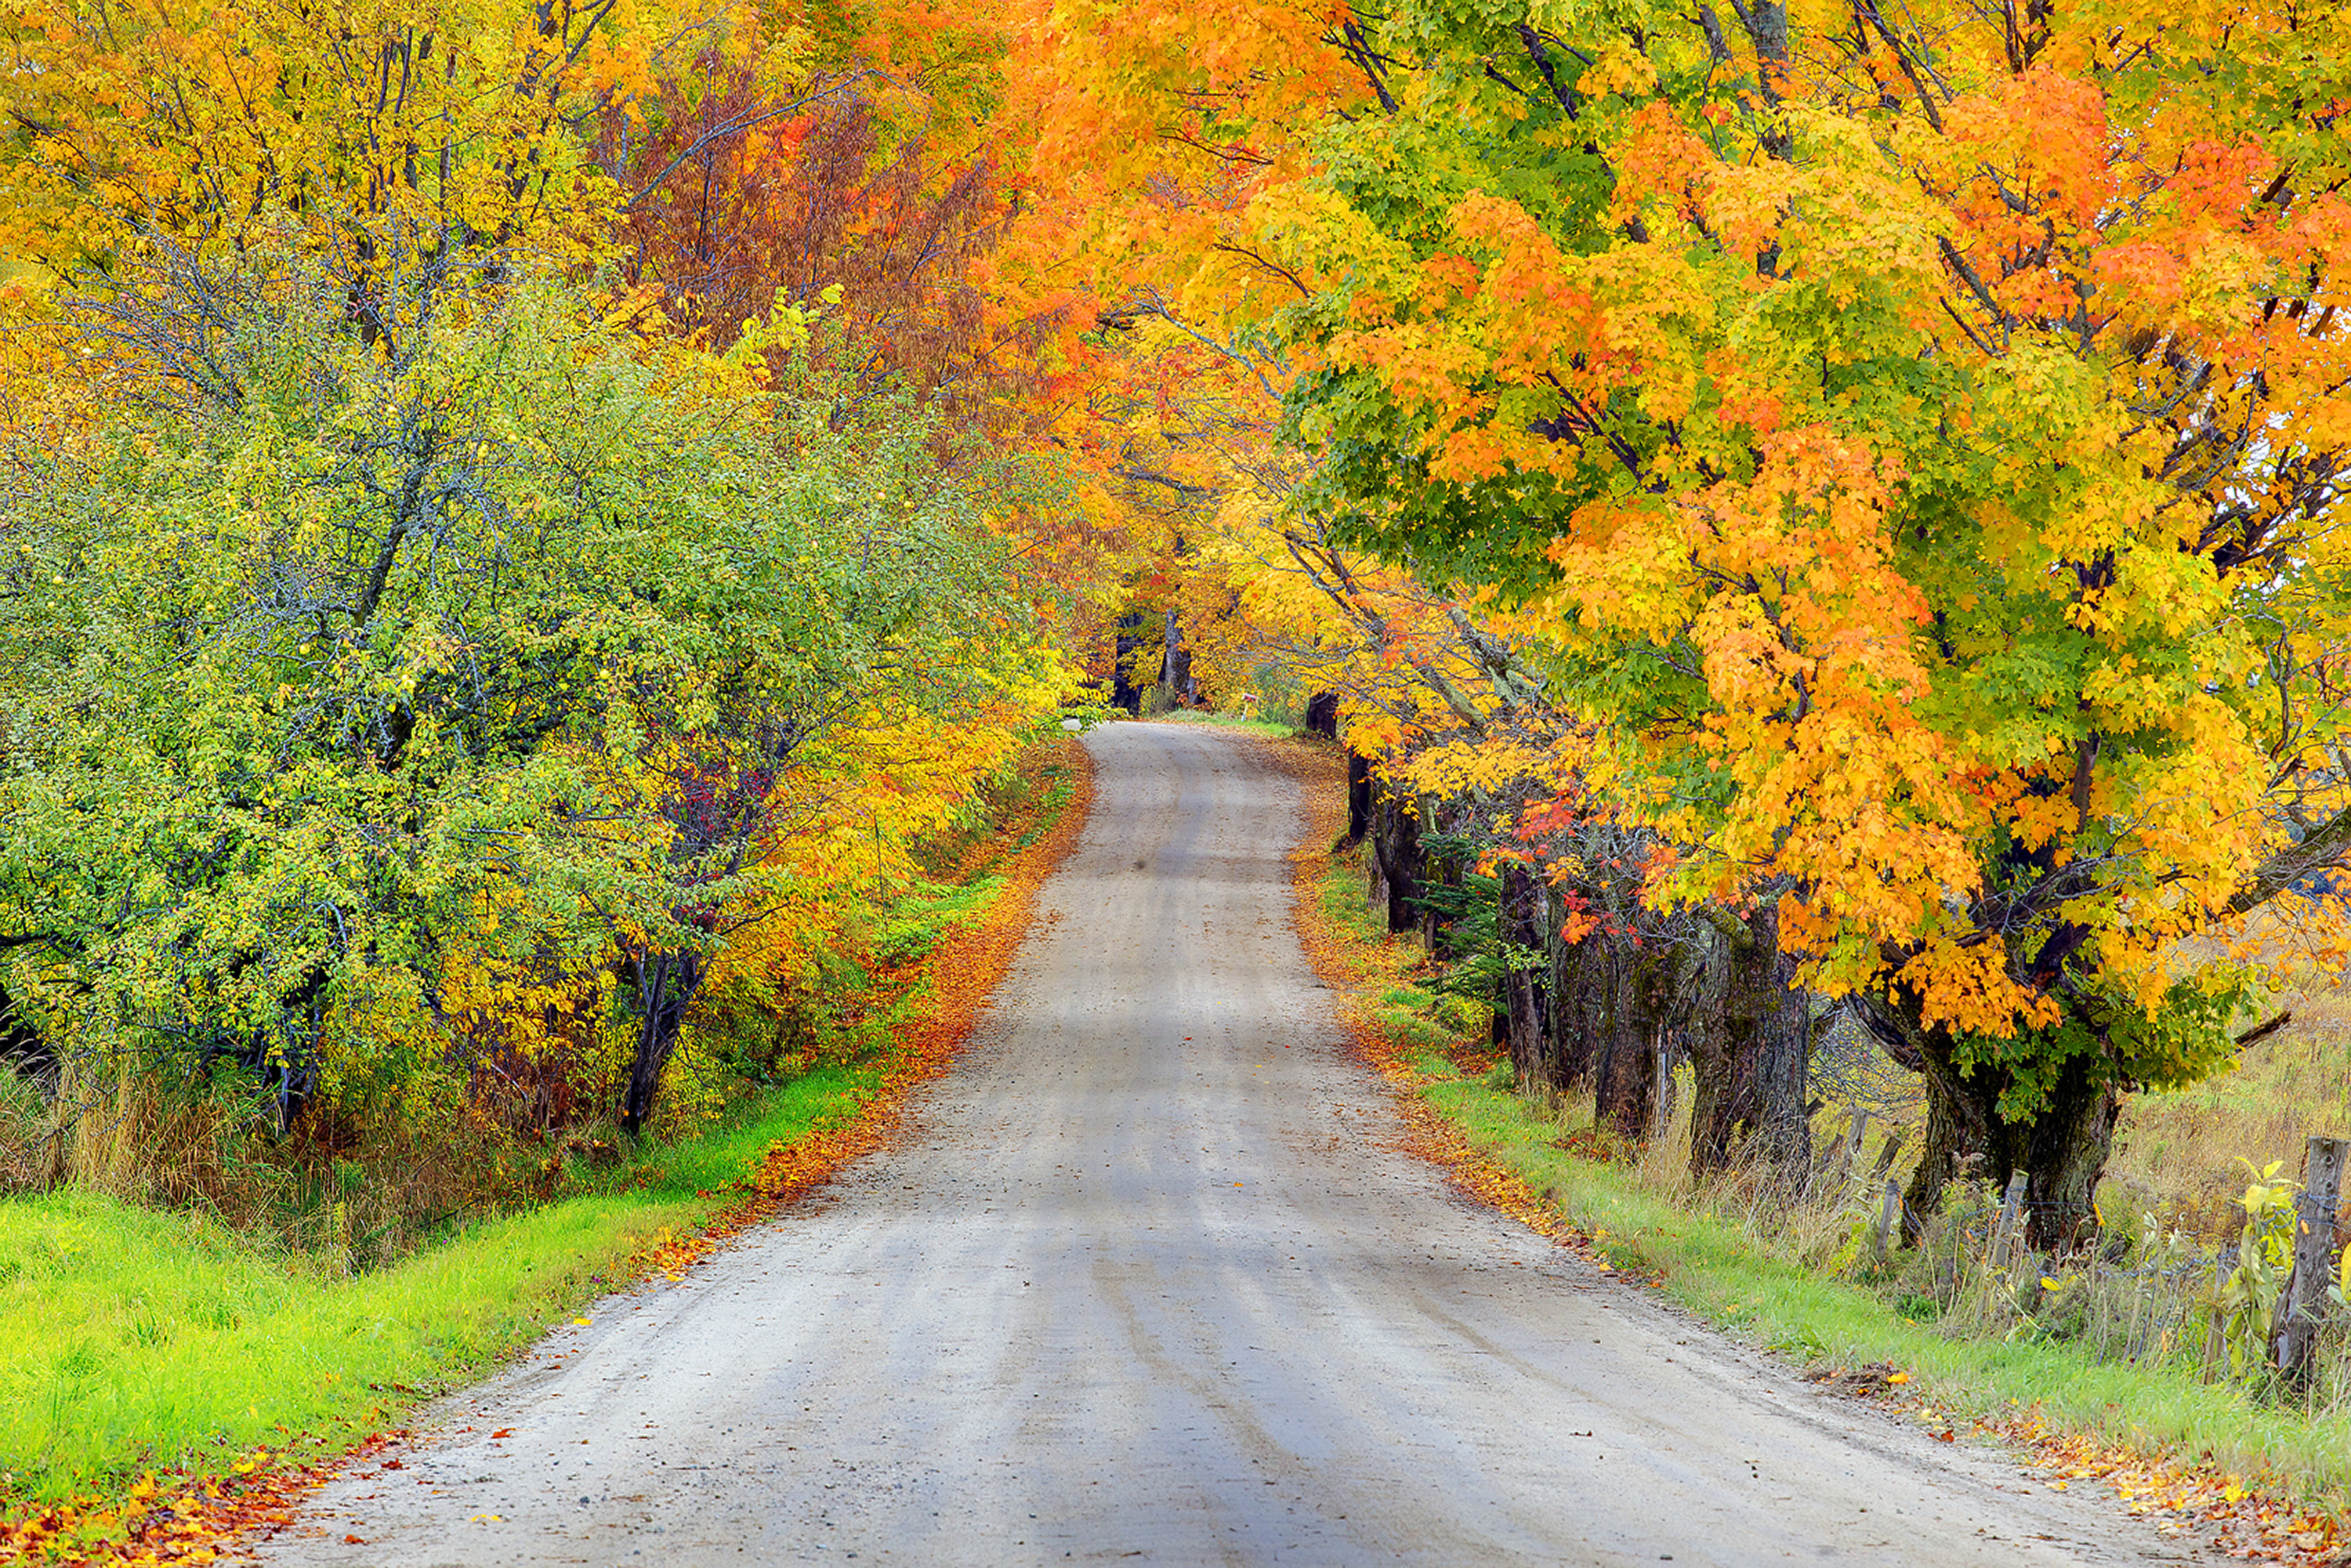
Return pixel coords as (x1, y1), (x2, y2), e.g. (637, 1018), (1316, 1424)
(0, 244), (1054, 1135)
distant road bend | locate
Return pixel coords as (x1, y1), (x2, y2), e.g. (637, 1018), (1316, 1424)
(266, 722), (2200, 1566)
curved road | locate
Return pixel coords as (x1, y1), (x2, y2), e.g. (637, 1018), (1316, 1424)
(267, 723), (2194, 1566)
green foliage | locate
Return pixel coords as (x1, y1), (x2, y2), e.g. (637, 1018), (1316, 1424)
(0, 250), (1057, 1135)
(872, 877), (1005, 965)
(2215, 1161), (2299, 1384)
(1955, 972), (2259, 1122)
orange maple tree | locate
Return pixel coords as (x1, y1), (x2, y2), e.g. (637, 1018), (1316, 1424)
(1003, 0), (2351, 1230)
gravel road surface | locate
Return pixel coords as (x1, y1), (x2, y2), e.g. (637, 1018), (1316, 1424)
(265, 722), (2201, 1566)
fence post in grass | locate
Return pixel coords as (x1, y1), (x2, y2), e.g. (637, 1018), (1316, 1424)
(1809, 1108), (1866, 1198)
(1874, 1178), (1902, 1265)
(2270, 1134), (2349, 1385)
(1869, 1130), (1905, 1182)
(2202, 1237), (2241, 1382)
(1991, 1171), (2029, 1268)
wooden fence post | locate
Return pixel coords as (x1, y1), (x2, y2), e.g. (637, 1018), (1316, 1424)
(1809, 1108), (1867, 1197)
(2272, 1134), (2349, 1385)
(1991, 1171), (2029, 1268)
(1868, 1130), (1905, 1182)
(1874, 1178), (1902, 1264)
(2202, 1237), (2241, 1382)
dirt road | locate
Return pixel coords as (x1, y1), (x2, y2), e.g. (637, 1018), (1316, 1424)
(266, 722), (2197, 1566)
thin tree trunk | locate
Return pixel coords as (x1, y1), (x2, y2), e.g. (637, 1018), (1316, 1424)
(1499, 862), (1553, 1090)
(1368, 788), (1423, 935)
(1345, 751), (1373, 842)
(620, 947), (706, 1136)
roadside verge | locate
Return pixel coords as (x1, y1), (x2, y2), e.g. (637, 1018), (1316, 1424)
(1266, 733), (2349, 1568)
(0, 736), (1093, 1567)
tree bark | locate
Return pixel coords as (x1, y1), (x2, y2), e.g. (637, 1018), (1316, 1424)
(1862, 991), (2121, 1253)
(1896, 1025), (2116, 1251)
(1367, 788), (1423, 935)
(1590, 941), (1664, 1140)
(1345, 751), (1373, 842)
(1547, 932), (1607, 1091)
(620, 946), (705, 1136)
(1687, 904), (1813, 1183)
(1156, 607), (1192, 709)
(1418, 809), (1459, 957)
(1498, 862), (1553, 1090)
(1306, 691), (1341, 738)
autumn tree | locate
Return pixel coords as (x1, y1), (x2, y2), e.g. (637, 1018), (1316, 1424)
(1006, 0), (2351, 1239)
(0, 231), (1062, 1136)
(607, 80), (1013, 402)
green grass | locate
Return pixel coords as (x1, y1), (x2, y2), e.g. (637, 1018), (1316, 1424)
(0, 732), (1085, 1531)
(1132, 708), (1305, 739)
(0, 1061), (878, 1505)
(873, 875), (1006, 964)
(1310, 844), (2351, 1506)
(1411, 1057), (2351, 1501)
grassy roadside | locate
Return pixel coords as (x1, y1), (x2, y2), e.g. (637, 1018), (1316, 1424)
(0, 1067), (869, 1509)
(0, 734), (1093, 1563)
(1267, 733), (2351, 1565)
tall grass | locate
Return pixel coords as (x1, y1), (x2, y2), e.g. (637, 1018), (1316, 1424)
(0, 1060), (875, 1504)
(1412, 1054), (2351, 1504)
(2110, 995), (2351, 1242)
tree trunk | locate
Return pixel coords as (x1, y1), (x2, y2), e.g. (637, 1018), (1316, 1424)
(1367, 788), (1423, 935)
(620, 946), (706, 1137)
(1345, 751), (1373, 842)
(1898, 1023), (2116, 1252)
(1110, 611), (1147, 714)
(1418, 809), (1459, 957)
(1499, 862), (1553, 1090)
(1688, 904), (1813, 1184)
(1306, 691), (1341, 738)
(1590, 941), (1663, 1140)
(1156, 607), (1192, 708)
(1548, 932), (1607, 1090)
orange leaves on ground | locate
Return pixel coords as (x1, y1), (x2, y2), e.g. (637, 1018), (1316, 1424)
(0, 1432), (413, 1568)
(1272, 737), (1596, 1263)
(1889, 1400), (2349, 1568)
(632, 737), (1095, 1287)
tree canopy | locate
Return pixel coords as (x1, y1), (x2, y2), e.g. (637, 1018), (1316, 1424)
(5, 0), (2349, 1236)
